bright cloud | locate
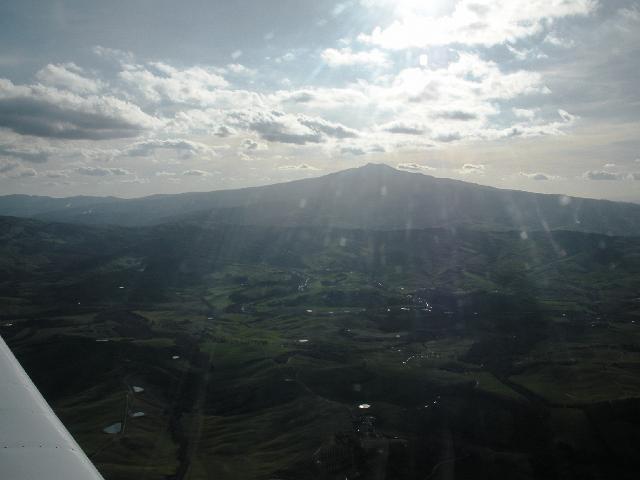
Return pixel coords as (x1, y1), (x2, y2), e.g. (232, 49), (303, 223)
(0, 0), (636, 201)
(119, 62), (229, 105)
(36, 63), (103, 94)
(359, 0), (599, 49)
(460, 163), (485, 174)
(321, 47), (391, 68)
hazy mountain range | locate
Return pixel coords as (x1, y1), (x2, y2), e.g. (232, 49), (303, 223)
(2, 164), (640, 235)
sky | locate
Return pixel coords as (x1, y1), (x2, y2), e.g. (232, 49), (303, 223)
(0, 0), (639, 201)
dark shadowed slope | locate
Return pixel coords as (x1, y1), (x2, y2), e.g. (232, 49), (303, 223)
(0, 194), (123, 218)
(2, 164), (640, 235)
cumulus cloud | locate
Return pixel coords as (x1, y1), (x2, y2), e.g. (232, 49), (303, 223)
(44, 170), (68, 178)
(321, 47), (390, 68)
(619, 6), (640, 22)
(459, 163), (485, 174)
(282, 91), (315, 103)
(35, 63), (102, 94)
(119, 62), (228, 105)
(0, 78), (158, 140)
(278, 164), (320, 171)
(12, 167), (38, 178)
(397, 163), (434, 172)
(434, 132), (462, 143)
(274, 52), (296, 63)
(583, 170), (624, 181)
(225, 63), (256, 76)
(340, 144), (385, 156)
(359, 0), (598, 49)
(0, 159), (19, 173)
(381, 122), (426, 135)
(182, 169), (211, 176)
(513, 108), (537, 120)
(92, 45), (134, 63)
(76, 166), (132, 176)
(520, 172), (556, 181)
(246, 111), (324, 145)
(297, 116), (359, 139)
(238, 111), (359, 145)
(433, 110), (478, 121)
(214, 125), (236, 137)
(0, 144), (51, 163)
(242, 139), (267, 151)
(123, 139), (216, 158)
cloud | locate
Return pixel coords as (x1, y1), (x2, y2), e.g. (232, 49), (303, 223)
(459, 163), (485, 174)
(0, 144), (51, 163)
(9, 167), (38, 178)
(282, 91), (316, 104)
(35, 63), (102, 94)
(242, 139), (267, 151)
(321, 47), (390, 68)
(359, 0), (598, 50)
(119, 62), (228, 105)
(483, 109), (577, 140)
(214, 125), (236, 137)
(297, 115), (359, 139)
(120, 176), (150, 185)
(225, 63), (256, 76)
(397, 163), (434, 172)
(434, 132), (462, 143)
(520, 172), (555, 181)
(123, 139), (216, 157)
(340, 144), (385, 156)
(0, 78), (158, 140)
(513, 108), (537, 120)
(619, 6), (640, 22)
(274, 52), (296, 63)
(433, 110), (478, 121)
(246, 111), (324, 145)
(0, 159), (19, 173)
(544, 33), (574, 47)
(44, 170), (68, 178)
(278, 164), (320, 171)
(381, 122), (426, 135)
(92, 45), (134, 63)
(583, 170), (624, 181)
(238, 111), (358, 145)
(182, 169), (211, 176)
(76, 166), (132, 176)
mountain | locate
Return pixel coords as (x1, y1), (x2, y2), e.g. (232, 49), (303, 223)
(3, 175), (640, 480)
(0, 194), (123, 218)
(2, 163), (640, 235)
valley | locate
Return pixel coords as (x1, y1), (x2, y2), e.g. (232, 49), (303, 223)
(2, 214), (640, 479)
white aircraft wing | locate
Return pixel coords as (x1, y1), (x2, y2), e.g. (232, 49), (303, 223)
(0, 335), (104, 480)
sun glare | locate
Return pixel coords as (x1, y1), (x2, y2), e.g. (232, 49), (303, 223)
(380, 0), (452, 17)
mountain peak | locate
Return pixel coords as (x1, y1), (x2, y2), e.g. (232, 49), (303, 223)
(358, 162), (398, 172)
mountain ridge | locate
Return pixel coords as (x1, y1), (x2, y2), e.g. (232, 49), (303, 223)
(2, 163), (640, 235)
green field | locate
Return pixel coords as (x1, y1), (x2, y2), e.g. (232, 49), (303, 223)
(2, 217), (640, 479)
